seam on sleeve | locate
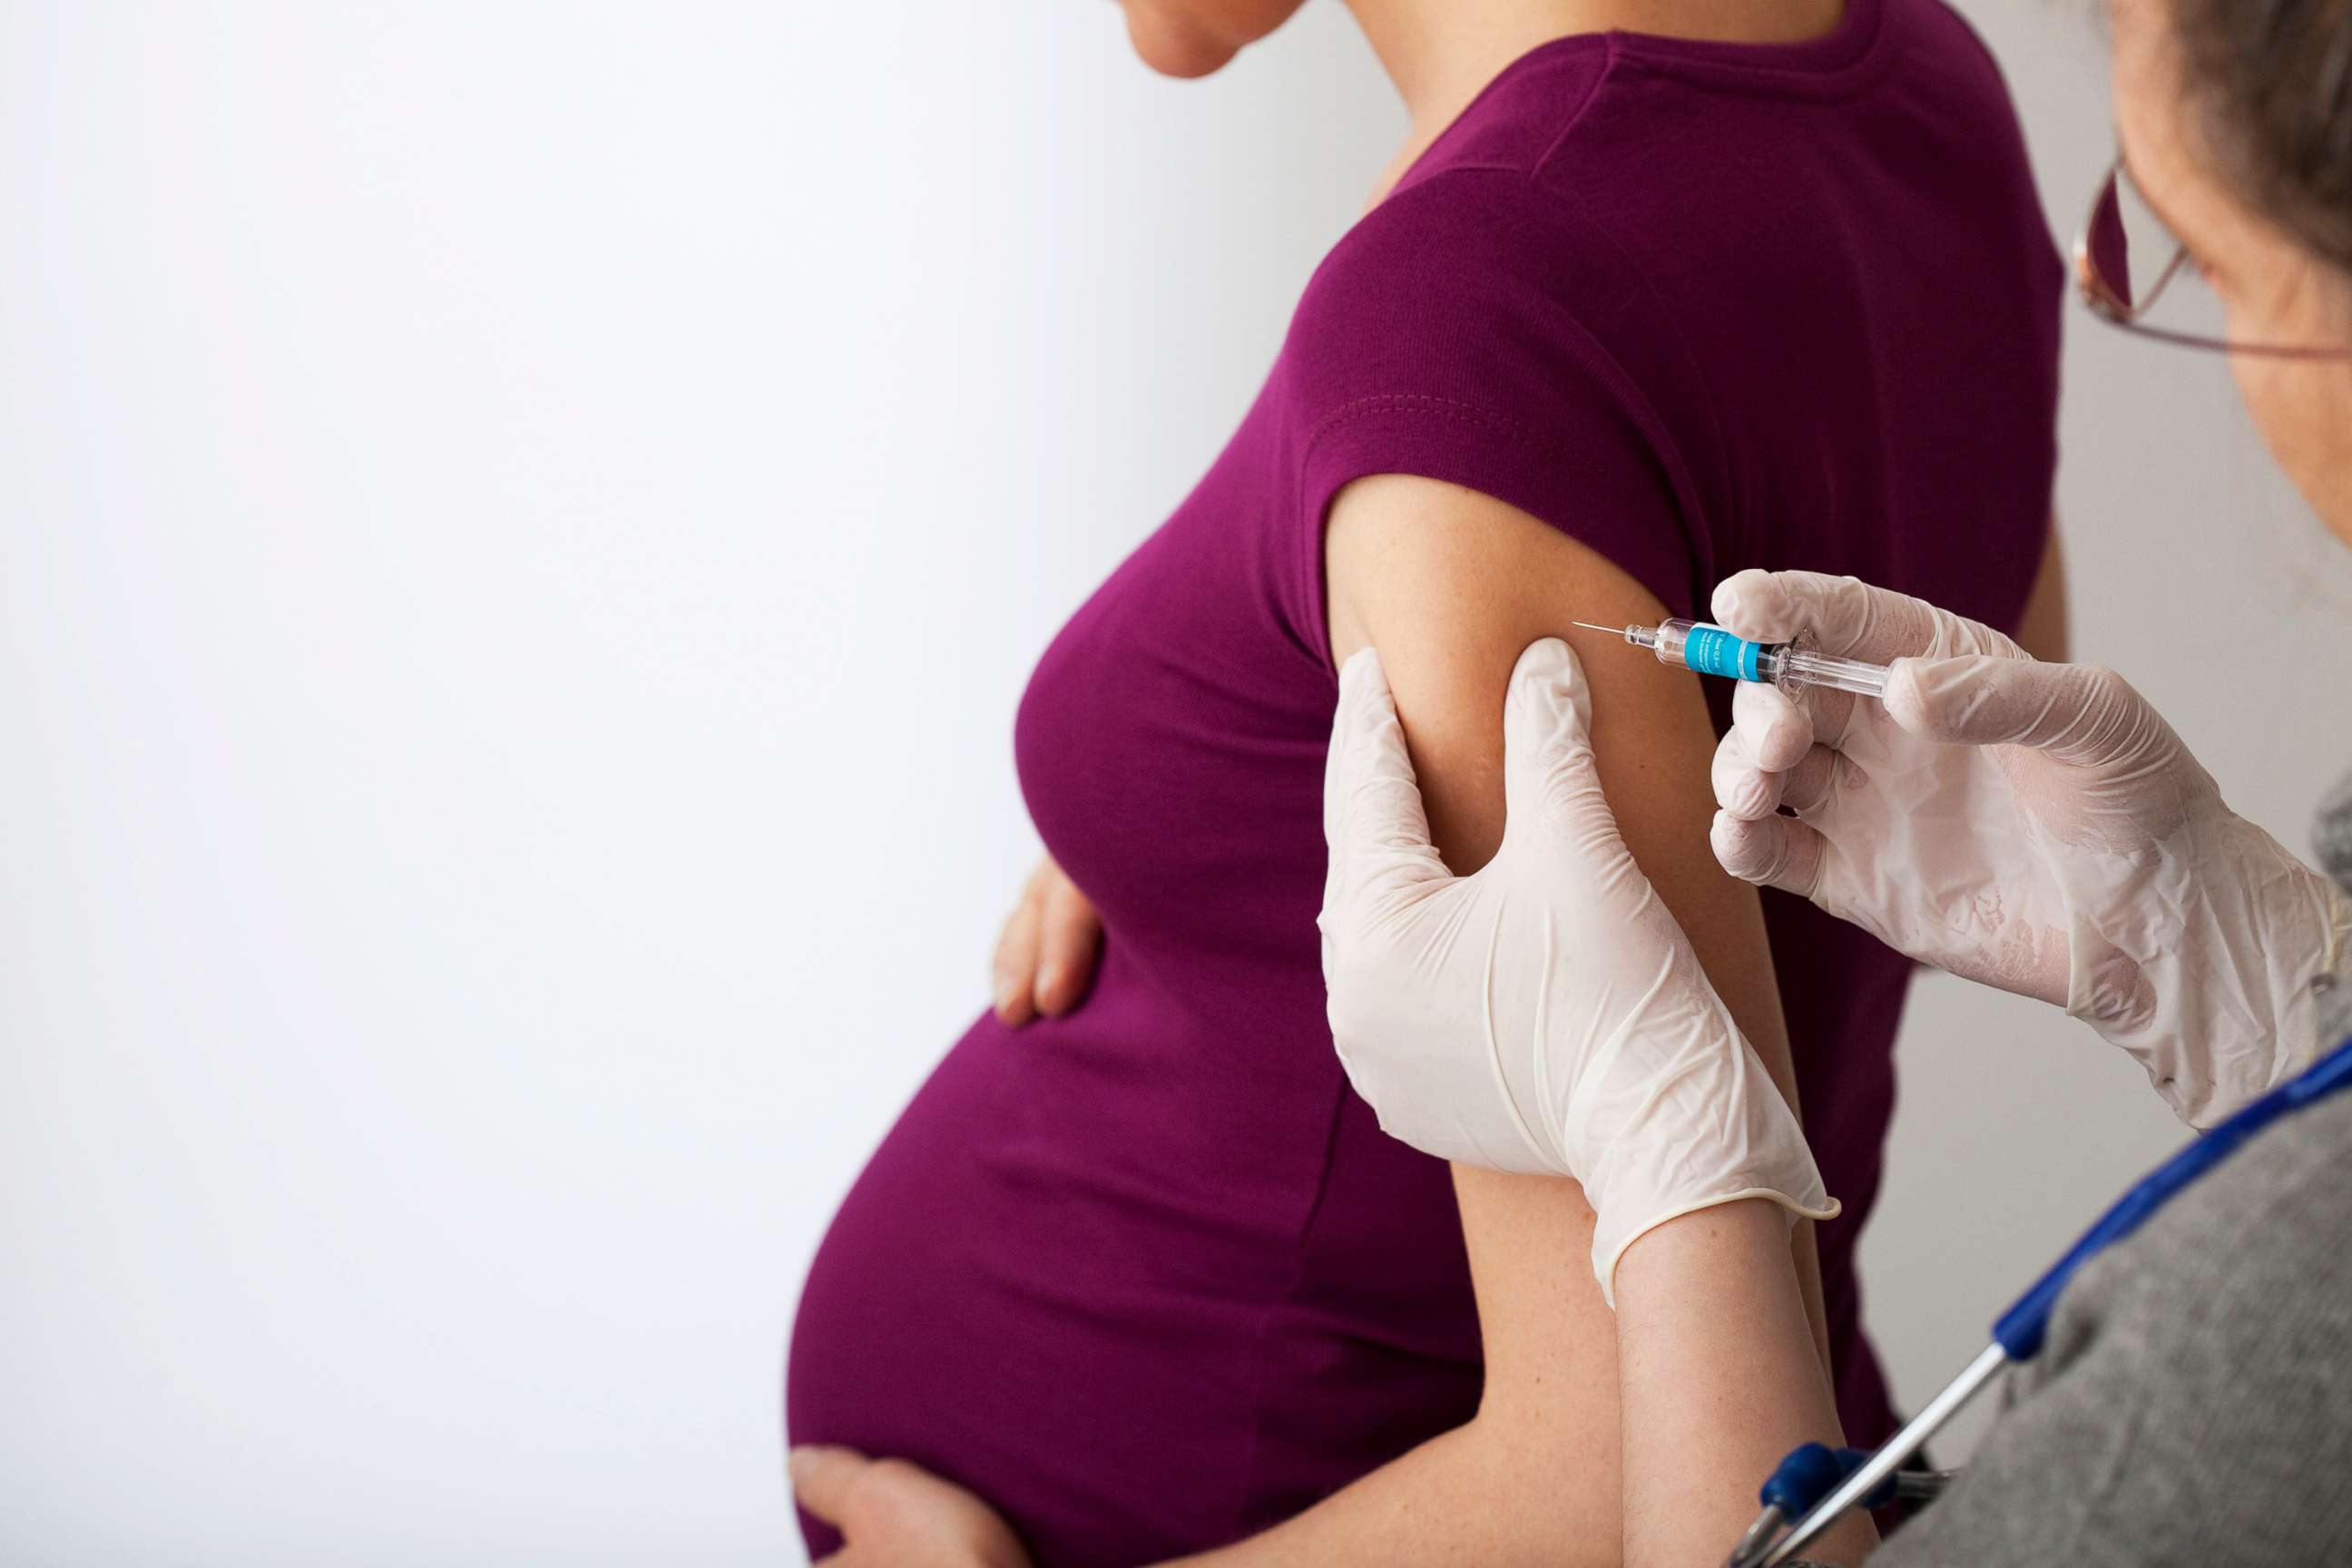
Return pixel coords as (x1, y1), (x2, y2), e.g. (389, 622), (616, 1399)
(1303, 392), (1562, 464)
(1508, 180), (1737, 574)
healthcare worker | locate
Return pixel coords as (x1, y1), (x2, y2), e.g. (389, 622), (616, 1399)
(784, 0), (2352, 1563)
(1320, 0), (2352, 1561)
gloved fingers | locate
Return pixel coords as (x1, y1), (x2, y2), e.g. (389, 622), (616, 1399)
(1501, 638), (1626, 865)
(992, 875), (1046, 1025)
(1886, 654), (2164, 771)
(1327, 646), (1451, 893)
(1710, 725), (1786, 821)
(1716, 740), (1847, 821)
(1730, 676), (1818, 771)
(1711, 569), (1944, 663)
(1778, 743), (1863, 818)
(1710, 808), (1828, 898)
(1034, 874), (1102, 1016)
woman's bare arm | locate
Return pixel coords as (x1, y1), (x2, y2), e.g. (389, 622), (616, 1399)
(1615, 1202), (1877, 1566)
(2014, 525), (2068, 664)
(1156, 474), (1837, 1566)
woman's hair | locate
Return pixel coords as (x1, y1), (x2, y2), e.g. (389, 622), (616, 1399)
(2171, 0), (2352, 279)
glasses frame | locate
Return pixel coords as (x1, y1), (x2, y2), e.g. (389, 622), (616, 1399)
(2073, 155), (2351, 361)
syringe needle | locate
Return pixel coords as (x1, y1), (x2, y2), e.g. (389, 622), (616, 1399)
(1568, 620), (1626, 634)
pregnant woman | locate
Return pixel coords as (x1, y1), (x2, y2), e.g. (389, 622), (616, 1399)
(789, 0), (2067, 1563)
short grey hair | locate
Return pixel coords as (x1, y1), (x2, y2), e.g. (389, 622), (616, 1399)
(2173, 0), (2352, 278)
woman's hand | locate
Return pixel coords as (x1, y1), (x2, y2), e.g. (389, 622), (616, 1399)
(1319, 638), (1834, 1298)
(991, 857), (1101, 1025)
(789, 1446), (1032, 1568)
(1707, 569), (2352, 1126)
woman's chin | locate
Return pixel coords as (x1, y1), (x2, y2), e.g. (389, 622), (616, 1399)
(1120, 3), (1245, 78)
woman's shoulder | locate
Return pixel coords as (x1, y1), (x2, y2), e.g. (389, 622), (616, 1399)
(1282, 166), (1661, 428)
(1295, 166), (1612, 332)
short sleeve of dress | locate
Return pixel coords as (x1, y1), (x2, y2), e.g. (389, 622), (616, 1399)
(1276, 166), (1717, 663)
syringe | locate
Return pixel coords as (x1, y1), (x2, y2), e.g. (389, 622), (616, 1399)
(1570, 618), (1891, 700)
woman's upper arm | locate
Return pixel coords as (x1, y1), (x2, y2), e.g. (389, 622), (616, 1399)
(1323, 472), (1824, 1442)
(1323, 470), (1798, 1108)
(2014, 522), (2068, 663)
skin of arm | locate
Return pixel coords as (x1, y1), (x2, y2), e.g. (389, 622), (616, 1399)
(1614, 1203), (1877, 1567)
(1158, 472), (1834, 1566)
(2014, 526), (2068, 664)
(992, 530), (2061, 1034)
(1608, 522), (2053, 1568)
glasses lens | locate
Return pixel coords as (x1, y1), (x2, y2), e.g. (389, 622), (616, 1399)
(2084, 174), (2134, 309)
(2077, 156), (2338, 355)
(2082, 164), (2184, 318)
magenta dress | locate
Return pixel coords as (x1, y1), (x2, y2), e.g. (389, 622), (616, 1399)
(790, 3), (2061, 1561)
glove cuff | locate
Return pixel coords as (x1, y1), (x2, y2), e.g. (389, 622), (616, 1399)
(2068, 819), (2352, 1128)
(1576, 1029), (1838, 1307)
(1592, 1186), (1842, 1308)
(2314, 879), (2352, 1054)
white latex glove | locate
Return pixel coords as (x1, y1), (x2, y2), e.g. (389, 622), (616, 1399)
(1319, 638), (1836, 1300)
(1708, 570), (2352, 1128)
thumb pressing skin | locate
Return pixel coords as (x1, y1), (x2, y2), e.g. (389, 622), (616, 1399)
(1500, 637), (1609, 840)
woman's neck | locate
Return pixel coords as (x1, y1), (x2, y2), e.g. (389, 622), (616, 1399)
(1351, 0), (1847, 201)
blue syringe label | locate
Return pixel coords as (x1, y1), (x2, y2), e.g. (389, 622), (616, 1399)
(1683, 623), (1762, 682)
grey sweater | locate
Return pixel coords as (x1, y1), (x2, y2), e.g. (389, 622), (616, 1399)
(2316, 769), (2352, 1050)
(1867, 777), (2352, 1567)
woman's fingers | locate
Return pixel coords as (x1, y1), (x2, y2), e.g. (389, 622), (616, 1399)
(995, 860), (1102, 1024)
(1034, 875), (1102, 1016)
(992, 877), (1045, 1025)
(789, 1445), (872, 1529)
(1710, 808), (1828, 898)
(791, 1450), (1032, 1568)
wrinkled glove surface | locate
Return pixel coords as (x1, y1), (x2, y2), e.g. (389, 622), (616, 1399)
(1708, 570), (2352, 1127)
(1320, 638), (1834, 1300)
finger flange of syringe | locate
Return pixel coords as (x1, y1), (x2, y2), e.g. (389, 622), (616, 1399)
(1570, 618), (1891, 700)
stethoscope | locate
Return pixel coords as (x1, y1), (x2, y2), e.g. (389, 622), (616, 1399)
(1727, 1029), (2352, 1568)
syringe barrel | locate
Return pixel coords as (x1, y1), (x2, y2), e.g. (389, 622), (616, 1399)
(1761, 647), (1894, 700)
(1646, 618), (1767, 681)
(1642, 618), (1892, 700)
(1642, 617), (1692, 668)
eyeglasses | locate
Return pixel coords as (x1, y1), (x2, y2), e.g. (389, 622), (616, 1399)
(2073, 154), (2350, 360)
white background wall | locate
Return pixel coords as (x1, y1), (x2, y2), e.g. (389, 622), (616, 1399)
(5, 3), (2348, 1563)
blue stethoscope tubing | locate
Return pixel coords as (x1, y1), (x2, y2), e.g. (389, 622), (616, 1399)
(1742, 1030), (2352, 1568)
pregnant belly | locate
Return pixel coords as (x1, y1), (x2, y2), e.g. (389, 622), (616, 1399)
(786, 955), (1481, 1565)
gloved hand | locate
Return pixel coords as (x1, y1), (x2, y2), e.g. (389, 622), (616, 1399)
(1319, 638), (1836, 1301)
(1707, 570), (2352, 1127)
